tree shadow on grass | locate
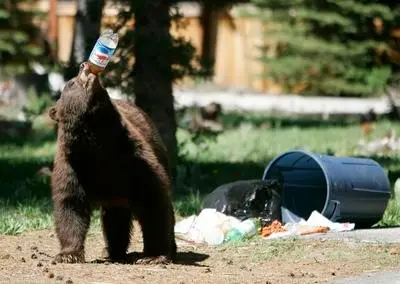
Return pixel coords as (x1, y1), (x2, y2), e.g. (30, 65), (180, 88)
(0, 123), (56, 148)
(1, 125), (399, 229)
(0, 125), (55, 204)
(1, 151), (398, 201)
(0, 156), (52, 202)
(177, 107), (361, 130)
(221, 112), (359, 130)
(173, 159), (269, 209)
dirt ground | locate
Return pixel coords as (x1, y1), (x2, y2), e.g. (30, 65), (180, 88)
(1, 223), (400, 284)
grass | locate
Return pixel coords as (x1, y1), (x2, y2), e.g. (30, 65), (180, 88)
(379, 199), (400, 227)
(242, 238), (400, 267)
(0, 199), (53, 235)
(1, 111), (400, 235)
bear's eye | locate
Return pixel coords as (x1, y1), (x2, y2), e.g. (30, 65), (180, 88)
(66, 80), (75, 88)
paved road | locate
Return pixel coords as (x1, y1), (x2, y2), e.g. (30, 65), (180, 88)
(302, 227), (400, 244)
(304, 227), (400, 283)
(331, 270), (400, 284)
(173, 89), (390, 114)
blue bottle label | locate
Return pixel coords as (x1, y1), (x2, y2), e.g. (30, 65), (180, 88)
(88, 40), (115, 68)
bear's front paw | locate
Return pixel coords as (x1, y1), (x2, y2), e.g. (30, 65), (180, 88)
(54, 251), (85, 263)
(136, 255), (171, 265)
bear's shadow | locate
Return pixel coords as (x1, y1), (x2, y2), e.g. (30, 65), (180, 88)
(90, 251), (210, 267)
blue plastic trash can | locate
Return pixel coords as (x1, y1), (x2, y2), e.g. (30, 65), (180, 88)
(262, 150), (391, 227)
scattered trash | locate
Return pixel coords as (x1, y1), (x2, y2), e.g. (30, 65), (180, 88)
(176, 175), (361, 245)
(224, 218), (259, 242)
(281, 206), (303, 224)
(306, 210), (355, 232)
(174, 206), (355, 245)
(357, 129), (400, 154)
(174, 208), (260, 245)
(359, 109), (377, 137)
(188, 102), (224, 134)
(202, 179), (282, 226)
(260, 220), (287, 238)
(263, 208), (355, 240)
(296, 225), (330, 236)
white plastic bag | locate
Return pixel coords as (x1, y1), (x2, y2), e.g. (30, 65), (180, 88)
(174, 209), (255, 245)
(306, 211), (355, 232)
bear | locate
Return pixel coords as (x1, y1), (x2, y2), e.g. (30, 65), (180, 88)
(49, 62), (177, 264)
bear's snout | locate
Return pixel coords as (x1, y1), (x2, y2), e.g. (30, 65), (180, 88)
(78, 63), (91, 85)
(77, 63), (98, 92)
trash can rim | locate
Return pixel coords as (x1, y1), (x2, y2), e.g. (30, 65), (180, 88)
(261, 149), (331, 216)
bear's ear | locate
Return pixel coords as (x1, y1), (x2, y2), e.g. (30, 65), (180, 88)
(49, 106), (58, 122)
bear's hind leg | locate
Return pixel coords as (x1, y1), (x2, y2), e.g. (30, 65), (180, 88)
(101, 206), (133, 262)
(136, 197), (177, 265)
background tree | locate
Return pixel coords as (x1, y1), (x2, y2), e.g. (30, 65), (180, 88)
(64, 0), (105, 80)
(251, 0), (400, 97)
(103, 0), (207, 180)
(131, 0), (178, 175)
(0, 0), (50, 79)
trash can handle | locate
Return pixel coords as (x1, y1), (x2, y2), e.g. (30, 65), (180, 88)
(328, 200), (341, 222)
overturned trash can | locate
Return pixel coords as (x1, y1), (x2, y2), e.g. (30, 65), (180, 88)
(262, 150), (391, 228)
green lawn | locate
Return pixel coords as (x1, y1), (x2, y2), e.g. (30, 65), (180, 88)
(1, 112), (400, 235)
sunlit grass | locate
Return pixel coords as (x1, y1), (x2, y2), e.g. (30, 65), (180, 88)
(1, 112), (400, 234)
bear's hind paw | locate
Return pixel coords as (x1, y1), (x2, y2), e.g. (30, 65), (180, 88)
(54, 251), (85, 263)
(136, 255), (171, 265)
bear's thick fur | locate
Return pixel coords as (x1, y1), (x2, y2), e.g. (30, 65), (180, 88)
(49, 63), (176, 264)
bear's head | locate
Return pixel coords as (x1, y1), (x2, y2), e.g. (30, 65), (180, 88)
(49, 62), (111, 127)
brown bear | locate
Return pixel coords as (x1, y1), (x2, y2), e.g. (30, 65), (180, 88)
(49, 62), (177, 264)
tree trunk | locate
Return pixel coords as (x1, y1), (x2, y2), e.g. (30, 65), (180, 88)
(132, 0), (178, 180)
(65, 0), (104, 79)
(200, 1), (218, 77)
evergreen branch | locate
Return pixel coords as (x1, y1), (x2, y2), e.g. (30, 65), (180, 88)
(327, 0), (394, 20)
(0, 9), (9, 19)
(295, 9), (354, 28)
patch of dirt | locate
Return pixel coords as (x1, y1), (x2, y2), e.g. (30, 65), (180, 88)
(1, 223), (400, 284)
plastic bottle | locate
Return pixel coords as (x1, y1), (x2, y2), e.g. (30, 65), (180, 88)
(224, 218), (258, 242)
(237, 218), (258, 237)
(224, 228), (243, 242)
(87, 29), (119, 74)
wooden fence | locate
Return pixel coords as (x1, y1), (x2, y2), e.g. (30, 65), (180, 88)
(35, 1), (283, 92)
(35, 1), (400, 94)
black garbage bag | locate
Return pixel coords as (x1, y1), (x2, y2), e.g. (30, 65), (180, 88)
(202, 179), (282, 226)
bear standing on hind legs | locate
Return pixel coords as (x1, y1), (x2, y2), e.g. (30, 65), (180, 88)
(49, 62), (177, 264)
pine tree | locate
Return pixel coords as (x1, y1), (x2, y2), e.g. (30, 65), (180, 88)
(0, 0), (49, 79)
(101, 1), (204, 96)
(64, 0), (105, 80)
(101, 1), (208, 178)
(251, 0), (400, 97)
